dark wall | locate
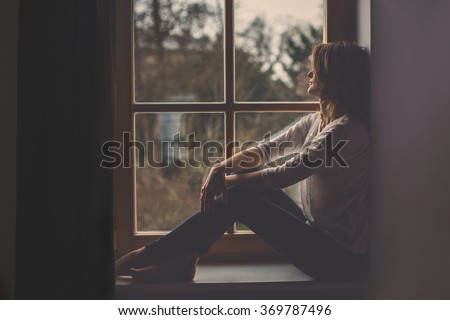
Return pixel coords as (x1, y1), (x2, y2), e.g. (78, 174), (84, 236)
(0, 0), (19, 300)
(369, 0), (450, 298)
(15, 0), (115, 299)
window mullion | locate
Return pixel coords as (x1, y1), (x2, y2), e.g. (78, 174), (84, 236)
(225, 0), (235, 160)
(225, 0), (235, 233)
(225, 0), (235, 107)
(132, 103), (318, 113)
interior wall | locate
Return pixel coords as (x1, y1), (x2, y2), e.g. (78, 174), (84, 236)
(368, 0), (450, 298)
(0, 0), (19, 299)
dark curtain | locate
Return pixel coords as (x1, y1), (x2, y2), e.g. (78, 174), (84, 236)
(16, 0), (116, 299)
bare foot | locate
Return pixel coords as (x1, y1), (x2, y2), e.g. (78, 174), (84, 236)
(131, 251), (199, 282)
(115, 247), (151, 276)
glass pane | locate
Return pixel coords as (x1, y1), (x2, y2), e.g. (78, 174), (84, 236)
(235, 0), (324, 102)
(134, 0), (224, 102)
(135, 112), (225, 232)
(234, 112), (310, 230)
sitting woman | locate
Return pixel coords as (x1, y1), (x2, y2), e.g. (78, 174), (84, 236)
(116, 41), (370, 282)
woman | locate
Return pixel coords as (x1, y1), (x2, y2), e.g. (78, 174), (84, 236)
(116, 41), (370, 281)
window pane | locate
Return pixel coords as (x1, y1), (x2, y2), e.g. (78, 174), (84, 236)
(234, 112), (311, 230)
(134, 0), (224, 102)
(135, 112), (225, 232)
(235, 0), (324, 102)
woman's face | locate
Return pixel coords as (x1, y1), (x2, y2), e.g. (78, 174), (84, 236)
(307, 69), (325, 98)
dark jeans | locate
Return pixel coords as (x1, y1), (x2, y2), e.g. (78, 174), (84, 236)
(144, 185), (367, 281)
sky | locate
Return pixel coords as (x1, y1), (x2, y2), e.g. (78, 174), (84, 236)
(235, 0), (323, 85)
(235, 0), (323, 30)
(134, 0), (324, 86)
(135, 0), (323, 30)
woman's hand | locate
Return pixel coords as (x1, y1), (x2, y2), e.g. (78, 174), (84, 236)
(200, 164), (228, 216)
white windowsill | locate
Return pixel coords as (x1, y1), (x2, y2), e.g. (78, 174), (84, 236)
(115, 262), (368, 299)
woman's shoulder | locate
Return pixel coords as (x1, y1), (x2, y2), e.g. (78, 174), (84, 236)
(308, 112), (321, 122)
(286, 112), (320, 133)
(298, 112), (321, 128)
(332, 114), (368, 131)
(328, 115), (370, 142)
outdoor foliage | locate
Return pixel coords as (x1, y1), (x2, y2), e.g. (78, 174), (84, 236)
(133, 0), (323, 231)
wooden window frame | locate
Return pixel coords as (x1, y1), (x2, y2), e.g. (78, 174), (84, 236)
(115, 0), (356, 261)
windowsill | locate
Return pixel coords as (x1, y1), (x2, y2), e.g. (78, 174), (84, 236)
(115, 262), (368, 299)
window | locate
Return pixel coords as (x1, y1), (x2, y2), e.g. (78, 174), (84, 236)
(115, 0), (356, 259)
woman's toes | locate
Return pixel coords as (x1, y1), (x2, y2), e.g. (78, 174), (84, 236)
(131, 265), (196, 283)
(130, 251), (199, 283)
(115, 247), (147, 276)
(130, 266), (159, 282)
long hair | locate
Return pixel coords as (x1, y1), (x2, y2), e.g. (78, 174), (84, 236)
(311, 41), (370, 125)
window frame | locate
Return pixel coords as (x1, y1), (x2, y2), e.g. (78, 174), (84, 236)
(115, 0), (356, 260)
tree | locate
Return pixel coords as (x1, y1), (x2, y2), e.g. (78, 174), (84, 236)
(133, 0), (324, 230)
(134, 0), (223, 102)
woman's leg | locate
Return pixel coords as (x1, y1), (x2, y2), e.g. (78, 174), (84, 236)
(115, 186), (293, 275)
(114, 190), (238, 277)
(224, 188), (367, 280)
(118, 186), (365, 280)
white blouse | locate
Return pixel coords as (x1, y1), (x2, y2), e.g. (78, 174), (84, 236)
(257, 112), (370, 254)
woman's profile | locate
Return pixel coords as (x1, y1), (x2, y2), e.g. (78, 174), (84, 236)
(116, 41), (370, 282)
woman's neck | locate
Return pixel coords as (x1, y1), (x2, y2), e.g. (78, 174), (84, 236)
(319, 99), (333, 127)
(319, 99), (345, 129)
(319, 99), (330, 116)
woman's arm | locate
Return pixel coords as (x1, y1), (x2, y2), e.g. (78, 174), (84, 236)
(220, 146), (264, 174)
(225, 169), (264, 189)
(200, 147), (265, 215)
(200, 113), (317, 215)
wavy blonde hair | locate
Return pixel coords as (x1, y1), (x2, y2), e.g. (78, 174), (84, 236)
(311, 41), (370, 125)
